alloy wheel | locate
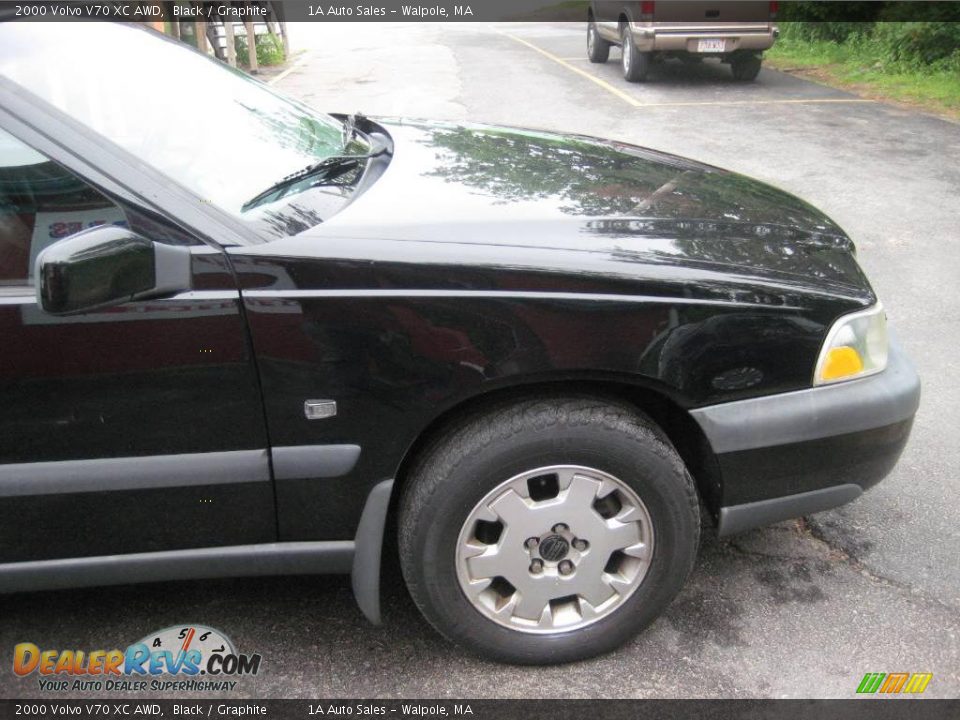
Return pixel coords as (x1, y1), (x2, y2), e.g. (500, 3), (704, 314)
(455, 465), (655, 633)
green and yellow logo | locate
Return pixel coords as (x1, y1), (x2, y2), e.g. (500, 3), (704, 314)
(857, 672), (933, 695)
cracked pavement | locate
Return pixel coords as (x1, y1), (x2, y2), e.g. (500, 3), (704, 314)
(2, 22), (958, 699)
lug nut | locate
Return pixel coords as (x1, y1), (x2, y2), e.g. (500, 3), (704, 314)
(558, 560), (574, 576)
(530, 559), (544, 574)
(525, 537), (539, 550)
(573, 538), (589, 551)
(552, 523), (569, 533)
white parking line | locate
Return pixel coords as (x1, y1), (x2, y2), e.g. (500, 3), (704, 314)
(634, 98), (875, 108)
(267, 51), (313, 86)
(504, 34), (874, 110)
(501, 31), (644, 107)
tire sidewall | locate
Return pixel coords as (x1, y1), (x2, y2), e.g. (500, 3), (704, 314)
(621, 29), (650, 82)
(406, 414), (698, 664)
(621, 28), (633, 77)
(587, 19), (610, 63)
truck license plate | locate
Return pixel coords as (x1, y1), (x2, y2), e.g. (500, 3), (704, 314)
(697, 39), (726, 53)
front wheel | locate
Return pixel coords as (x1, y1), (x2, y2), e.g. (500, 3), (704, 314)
(621, 27), (651, 82)
(398, 397), (701, 664)
(587, 19), (610, 63)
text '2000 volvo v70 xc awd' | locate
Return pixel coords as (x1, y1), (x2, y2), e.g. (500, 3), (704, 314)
(0, 22), (918, 664)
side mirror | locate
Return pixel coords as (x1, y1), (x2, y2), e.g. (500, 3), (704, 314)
(34, 226), (192, 315)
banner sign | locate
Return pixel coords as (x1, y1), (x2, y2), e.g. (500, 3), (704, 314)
(1, 1), (957, 23)
(1, 699), (960, 719)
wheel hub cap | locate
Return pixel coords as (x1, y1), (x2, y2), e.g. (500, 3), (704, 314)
(455, 465), (655, 634)
(537, 534), (569, 562)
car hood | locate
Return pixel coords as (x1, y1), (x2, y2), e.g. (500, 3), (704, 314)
(276, 119), (874, 304)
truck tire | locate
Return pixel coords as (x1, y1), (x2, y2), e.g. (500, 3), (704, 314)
(621, 26), (651, 82)
(587, 18), (610, 63)
(732, 54), (763, 81)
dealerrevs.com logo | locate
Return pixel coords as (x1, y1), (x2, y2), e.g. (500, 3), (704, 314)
(13, 625), (262, 693)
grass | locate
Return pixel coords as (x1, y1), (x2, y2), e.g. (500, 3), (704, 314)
(767, 36), (960, 121)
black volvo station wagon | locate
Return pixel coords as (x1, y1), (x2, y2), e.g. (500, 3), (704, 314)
(0, 23), (919, 663)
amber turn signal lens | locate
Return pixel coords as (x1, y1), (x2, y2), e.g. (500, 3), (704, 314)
(820, 346), (864, 381)
(814, 303), (887, 386)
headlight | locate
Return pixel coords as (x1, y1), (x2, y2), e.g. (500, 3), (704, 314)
(814, 303), (888, 385)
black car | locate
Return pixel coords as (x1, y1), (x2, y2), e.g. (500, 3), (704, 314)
(0, 23), (918, 664)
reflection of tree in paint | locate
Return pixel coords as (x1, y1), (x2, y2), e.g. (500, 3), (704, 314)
(260, 204), (327, 238)
(589, 218), (864, 287)
(245, 164), (364, 239)
(422, 126), (845, 229)
(424, 127), (685, 216)
(232, 97), (343, 158)
(421, 127), (860, 288)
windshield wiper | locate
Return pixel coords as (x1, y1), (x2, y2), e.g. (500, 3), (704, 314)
(241, 143), (387, 212)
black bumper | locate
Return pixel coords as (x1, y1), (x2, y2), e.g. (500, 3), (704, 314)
(690, 336), (920, 536)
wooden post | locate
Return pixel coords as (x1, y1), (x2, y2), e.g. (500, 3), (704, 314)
(244, 2), (258, 73)
(272, 1), (290, 58)
(194, 3), (207, 53)
(195, 20), (208, 53)
(224, 17), (237, 67)
(162, 2), (174, 36)
(161, 1), (180, 39)
(279, 20), (290, 58)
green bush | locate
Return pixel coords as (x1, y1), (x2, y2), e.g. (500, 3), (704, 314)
(778, 19), (960, 71)
(776, 1), (959, 50)
(778, 22), (873, 43)
(235, 32), (285, 68)
(777, 1), (882, 41)
(871, 22), (960, 67)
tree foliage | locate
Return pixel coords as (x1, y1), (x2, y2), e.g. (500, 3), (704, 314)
(235, 32), (285, 68)
(778, 2), (960, 68)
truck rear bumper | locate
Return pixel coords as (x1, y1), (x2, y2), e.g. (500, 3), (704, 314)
(690, 336), (920, 536)
(630, 27), (776, 53)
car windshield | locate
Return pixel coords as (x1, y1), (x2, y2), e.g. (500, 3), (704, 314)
(0, 23), (356, 237)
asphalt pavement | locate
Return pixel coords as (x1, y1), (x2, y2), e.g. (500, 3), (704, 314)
(2, 22), (958, 700)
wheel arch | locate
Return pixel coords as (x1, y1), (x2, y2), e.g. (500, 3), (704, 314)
(391, 375), (723, 521)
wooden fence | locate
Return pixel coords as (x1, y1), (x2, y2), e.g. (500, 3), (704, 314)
(145, 1), (289, 73)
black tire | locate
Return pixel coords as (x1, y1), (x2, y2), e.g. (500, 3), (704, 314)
(621, 26), (650, 82)
(398, 396), (700, 664)
(731, 54), (762, 81)
(587, 18), (610, 63)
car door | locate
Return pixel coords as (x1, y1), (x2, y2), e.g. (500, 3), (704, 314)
(0, 125), (275, 565)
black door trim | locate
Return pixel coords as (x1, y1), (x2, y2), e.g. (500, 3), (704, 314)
(0, 541), (354, 593)
(272, 444), (362, 480)
(0, 450), (270, 497)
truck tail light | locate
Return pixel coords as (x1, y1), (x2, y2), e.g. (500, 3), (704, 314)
(640, 1), (655, 20)
(769, 1), (779, 19)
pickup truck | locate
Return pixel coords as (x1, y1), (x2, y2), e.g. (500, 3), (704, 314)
(588, 1), (779, 81)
